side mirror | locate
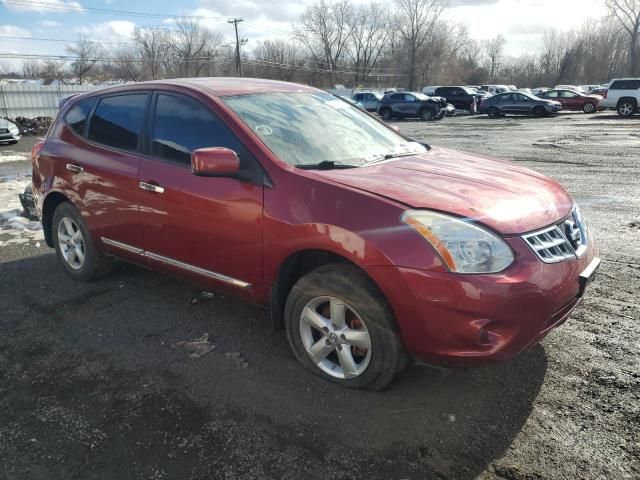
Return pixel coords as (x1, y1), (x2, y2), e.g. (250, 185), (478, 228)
(192, 147), (240, 177)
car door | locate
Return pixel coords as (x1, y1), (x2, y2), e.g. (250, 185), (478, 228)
(512, 93), (533, 113)
(389, 93), (407, 115)
(136, 91), (264, 300)
(402, 94), (420, 115)
(559, 90), (579, 110)
(51, 92), (150, 258)
(498, 93), (516, 113)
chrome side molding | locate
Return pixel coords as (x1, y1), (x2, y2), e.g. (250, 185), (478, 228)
(100, 237), (251, 289)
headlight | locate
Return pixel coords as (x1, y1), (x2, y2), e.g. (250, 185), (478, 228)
(402, 210), (514, 273)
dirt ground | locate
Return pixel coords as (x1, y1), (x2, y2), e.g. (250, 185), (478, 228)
(0, 112), (638, 480)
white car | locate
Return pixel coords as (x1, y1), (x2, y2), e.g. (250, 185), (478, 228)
(599, 78), (640, 116)
(0, 118), (20, 144)
(555, 85), (585, 93)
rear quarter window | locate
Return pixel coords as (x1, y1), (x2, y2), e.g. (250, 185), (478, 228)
(610, 80), (640, 90)
(64, 99), (95, 136)
(88, 93), (148, 152)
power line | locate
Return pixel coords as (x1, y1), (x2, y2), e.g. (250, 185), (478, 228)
(0, 34), (134, 46)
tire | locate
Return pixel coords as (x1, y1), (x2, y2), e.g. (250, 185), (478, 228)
(533, 105), (547, 117)
(488, 106), (501, 118)
(420, 108), (435, 121)
(52, 202), (112, 282)
(617, 99), (636, 117)
(284, 264), (409, 390)
(380, 108), (392, 121)
(582, 102), (596, 114)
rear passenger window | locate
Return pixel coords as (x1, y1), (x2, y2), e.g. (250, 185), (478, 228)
(88, 94), (148, 152)
(64, 99), (95, 136)
(151, 93), (248, 167)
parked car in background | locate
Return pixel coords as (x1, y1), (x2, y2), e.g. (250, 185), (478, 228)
(339, 96), (365, 110)
(32, 77), (600, 390)
(480, 85), (511, 95)
(444, 103), (456, 116)
(599, 78), (640, 116)
(352, 91), (382, 111)
(434, 86), (483, 114)
(377, 92), (447, 121)
(421, 86), (440, 96)
(479, 91), (562, 117)
(0, 118), (21, 144)
(507, 85), (517, 91)
(554, 85), (585, 93)
(516, 88), (532, 94)
(580, 84), (601, 93)
(531, 87), (550, 95)
(537, 89), (602, 113)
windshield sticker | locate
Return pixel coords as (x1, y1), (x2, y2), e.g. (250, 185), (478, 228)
(255, 125), (273, 135)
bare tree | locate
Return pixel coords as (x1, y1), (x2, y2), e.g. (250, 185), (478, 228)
(394, 0), (446, 90)
(172, 20), (223, 77)
(253, 39), (306, 81)
(483, 34), (506, 81)
(134, 27), (172, 80)
(22, 60), (41, 79)
(295, 0), (353, 78)
(65, 36), (103, 84)
(345, 2), (391, 84)
(606, 0), (640, 76)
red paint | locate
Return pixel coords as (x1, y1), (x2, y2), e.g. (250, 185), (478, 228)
(33, 78), (598, 367)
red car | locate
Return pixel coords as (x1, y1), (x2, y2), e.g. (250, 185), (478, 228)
(537, 89), (603, 113)
(31, 78), (600, 390)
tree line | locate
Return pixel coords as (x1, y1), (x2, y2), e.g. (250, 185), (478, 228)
(8, 0), (640, 89)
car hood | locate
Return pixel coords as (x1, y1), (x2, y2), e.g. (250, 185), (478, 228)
(312, 146), (573, 234)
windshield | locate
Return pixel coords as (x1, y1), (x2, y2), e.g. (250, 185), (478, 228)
(223, 92), (426, 167)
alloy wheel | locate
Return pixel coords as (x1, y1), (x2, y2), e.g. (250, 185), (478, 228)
(583, 103), (595, 113)
(57, 217), (85, 270)
(299, 296), (372, 379)
(619, 103), (634, 116)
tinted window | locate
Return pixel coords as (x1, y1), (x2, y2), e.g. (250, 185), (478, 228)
(404, 94), (416, 102)
(610, 80), (640, 90)
(390, 93), (404, 101)
(435, 88), (450, 96)
(498, 93), (513, 102)
(88, 94), (147, 152)
(353, 94), (363, 101)
(64, 99), (95, 136)
(151, 93), (247, 166)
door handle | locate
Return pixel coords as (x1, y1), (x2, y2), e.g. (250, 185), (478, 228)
(66, 164), (83, 173)
(139, 181), (165, 194)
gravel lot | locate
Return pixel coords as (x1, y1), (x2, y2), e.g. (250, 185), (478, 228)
(1, 112), (639, 480)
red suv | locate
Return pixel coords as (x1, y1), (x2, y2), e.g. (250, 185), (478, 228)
(32, 78), (600, 390)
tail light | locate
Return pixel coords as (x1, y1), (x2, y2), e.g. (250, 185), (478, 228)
(31, 140), (44, 165)
(603, 90), (608, 99)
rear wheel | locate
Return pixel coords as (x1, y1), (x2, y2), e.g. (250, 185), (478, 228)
(285, 264), (409, 390)
(52, 202), (112, 281)
(420, 108), (435, 121)
(617, 100), (636, 117)
(582, 102), (596, 114)
(380, 108), (392, 121)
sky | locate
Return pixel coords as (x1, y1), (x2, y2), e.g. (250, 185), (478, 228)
(0, 0), (608, 72)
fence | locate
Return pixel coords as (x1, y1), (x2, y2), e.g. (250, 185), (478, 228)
(0, 83), (99, 119)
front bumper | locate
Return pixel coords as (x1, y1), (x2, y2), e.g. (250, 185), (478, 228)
(364, 237), (599, 367)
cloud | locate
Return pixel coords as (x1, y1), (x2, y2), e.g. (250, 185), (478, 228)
(448, 0), (500, 6)
(0, 24), (31, 36)
(1, 0), (84, 13)
(73, 20), (136, 41)
(38, 20), (61, 27)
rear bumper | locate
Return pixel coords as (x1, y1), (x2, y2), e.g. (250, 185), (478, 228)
(364, 237), (599, 367)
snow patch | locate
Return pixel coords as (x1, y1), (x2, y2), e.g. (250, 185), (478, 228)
(0, 176), (44, 246)
(0, 154), (29, 163)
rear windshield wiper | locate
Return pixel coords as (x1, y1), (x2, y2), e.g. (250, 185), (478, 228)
(297, 160), (358, 170)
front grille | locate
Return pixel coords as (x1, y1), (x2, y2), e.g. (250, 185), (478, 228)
(522, 207), (588, 263)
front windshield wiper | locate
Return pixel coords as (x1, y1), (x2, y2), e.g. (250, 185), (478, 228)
(361, 151), (417, 167)
(297, 160), (358, 170)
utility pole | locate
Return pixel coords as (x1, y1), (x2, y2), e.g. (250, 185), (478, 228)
(228, 18), (244, 76)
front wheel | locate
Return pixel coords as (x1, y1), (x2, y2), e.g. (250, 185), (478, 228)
(533, 105), (547, 117)
(420, 108), (435, 121)
(285, 264), (409, 390)
(380, 108), (392, 121)
(52, 202), (112, 281)
(488, 106), (501, 118)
